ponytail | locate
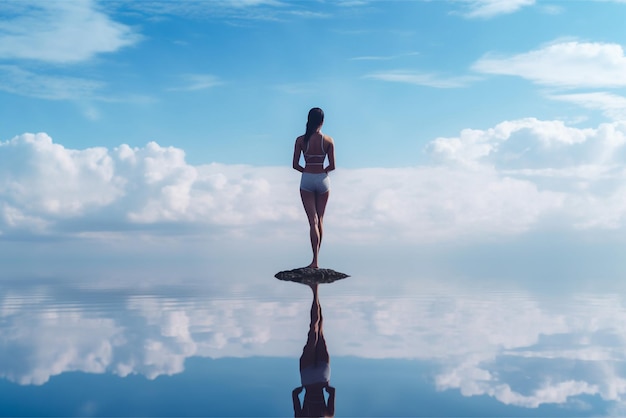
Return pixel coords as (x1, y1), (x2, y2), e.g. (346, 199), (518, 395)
(303, 121), (316, 149)
(303, 107), (324, 149)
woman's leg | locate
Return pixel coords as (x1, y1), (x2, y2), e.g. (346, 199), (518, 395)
(315, 191), (329, 250)
(300, 189), (321, 268)
(315, 293), (330, 364)
(300, 283), (321, 370)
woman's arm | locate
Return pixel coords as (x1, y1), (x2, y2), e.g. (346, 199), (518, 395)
(324, 137), (335, 174)
(325, 385), (336, 417)
(292, 386), (303, 417)
(293, 137), (304, 172)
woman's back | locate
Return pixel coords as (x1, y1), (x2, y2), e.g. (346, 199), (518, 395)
(302, 133), (328, 174)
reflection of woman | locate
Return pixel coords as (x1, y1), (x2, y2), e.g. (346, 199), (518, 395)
(292, 108), (336, 269)
(292, 283), (336, 417)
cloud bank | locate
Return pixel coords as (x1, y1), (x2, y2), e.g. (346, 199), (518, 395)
(2, 117), (626, 242)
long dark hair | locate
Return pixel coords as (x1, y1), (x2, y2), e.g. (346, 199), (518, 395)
(303, 107), (324, 150)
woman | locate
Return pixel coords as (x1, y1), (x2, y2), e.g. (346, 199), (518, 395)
(292, 108), (336, 269)
(292, 283), (336, 417)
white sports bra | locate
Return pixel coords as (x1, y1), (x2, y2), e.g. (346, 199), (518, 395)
(304, 133), (327, 166)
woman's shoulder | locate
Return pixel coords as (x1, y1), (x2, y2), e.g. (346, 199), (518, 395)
(323, 134), (335, 147)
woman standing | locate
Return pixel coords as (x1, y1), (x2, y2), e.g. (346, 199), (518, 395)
(292, 108), (336, 269)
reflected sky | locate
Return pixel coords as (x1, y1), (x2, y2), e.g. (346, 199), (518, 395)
(2, 267), (626, 417)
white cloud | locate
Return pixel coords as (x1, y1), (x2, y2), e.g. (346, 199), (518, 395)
(428, 118), (626, 229)
(456, 0), (535, 18)
(332, 165), (563, 240)
(550, 92), (626, 121)
(473, 41), (626, 88)
(4, 118), (626, 240)
(0, 131), (565, 241)
(364, 70), (478, 88)
(0, 133), (122, 217)
(3, 115), (626, 244)
(0, 0), (140, 64)
(0, 134), (302, 238)
(429, 118), (626, 172)
(472, 40), (626, 117)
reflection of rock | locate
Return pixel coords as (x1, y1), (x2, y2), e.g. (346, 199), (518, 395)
(274, 268), (350, 284)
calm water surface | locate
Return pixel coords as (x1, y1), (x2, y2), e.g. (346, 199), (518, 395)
(1, 271), (624, 416)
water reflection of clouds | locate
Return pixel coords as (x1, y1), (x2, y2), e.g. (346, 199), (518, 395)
(0, 283), (306, 385)
(428, 293), (626, 408)
(1, 306), (120, 385)
(2, 281), (626, 409)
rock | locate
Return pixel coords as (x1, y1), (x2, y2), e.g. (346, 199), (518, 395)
(274, 268), (350, 284)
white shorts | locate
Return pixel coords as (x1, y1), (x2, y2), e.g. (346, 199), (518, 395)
(300, 172), (330, 194)
(300, 362), (331, 385)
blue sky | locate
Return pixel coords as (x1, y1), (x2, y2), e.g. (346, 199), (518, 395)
(2, 0), (626, 280)
(3, 0), (626, 166)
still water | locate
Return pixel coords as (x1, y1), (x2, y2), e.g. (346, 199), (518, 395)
(1, 269), (625, 417)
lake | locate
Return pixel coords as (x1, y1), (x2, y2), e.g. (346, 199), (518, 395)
(1, 261), (623, 417)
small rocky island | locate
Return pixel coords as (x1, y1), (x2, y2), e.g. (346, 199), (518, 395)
(274, 267), (350, 285)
